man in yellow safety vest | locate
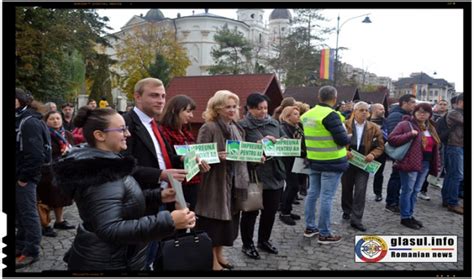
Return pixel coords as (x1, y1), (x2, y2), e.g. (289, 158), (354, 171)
(300, 85), (350, 244)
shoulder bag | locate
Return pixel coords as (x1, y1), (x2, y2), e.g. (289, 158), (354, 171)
(384, 121), (414, 161)
(237, 169), (263, 212)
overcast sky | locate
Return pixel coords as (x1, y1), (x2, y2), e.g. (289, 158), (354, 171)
(97, 8), (464, 92)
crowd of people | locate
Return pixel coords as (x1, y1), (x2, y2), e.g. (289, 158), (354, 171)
(15, 80), (464, 271)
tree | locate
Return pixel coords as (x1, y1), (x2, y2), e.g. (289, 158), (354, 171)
(87, 53), (116, 105)
(208, 25), (253, 75)
(267, 9), (333, 87)
(292, 9), (333, 48)
(115, 22), (190, 99)
(268, 28), (319, 87)
(147, 53), (172, 87)
(15, 7), (112, 103)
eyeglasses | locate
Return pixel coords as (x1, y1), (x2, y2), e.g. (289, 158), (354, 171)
(415, 111), (429, 114)
(103, 126), (129, 134)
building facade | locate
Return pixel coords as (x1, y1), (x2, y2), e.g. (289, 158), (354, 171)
(392, 72), (455, 103)
(102, 9), (292, 104)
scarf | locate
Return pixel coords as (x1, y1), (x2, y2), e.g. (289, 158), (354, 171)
(49, 127), (70, 154)
(15, 106), (28, 118)
(415, 119), (440, 149)
(245, 112), (274, 128)
(215, 116), (248, 200)
(282, 121), (303, 139)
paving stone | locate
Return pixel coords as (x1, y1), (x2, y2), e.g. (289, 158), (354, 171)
(15, 161), (463, 272)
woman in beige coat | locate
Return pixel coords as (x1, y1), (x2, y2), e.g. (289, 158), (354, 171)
(195, 90), (249, 271)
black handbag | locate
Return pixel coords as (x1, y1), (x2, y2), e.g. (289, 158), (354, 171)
(155, 230), (213, 270)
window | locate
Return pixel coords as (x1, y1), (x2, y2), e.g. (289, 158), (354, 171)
(259, 33), (262, 43)
(251, 14), (255, 19)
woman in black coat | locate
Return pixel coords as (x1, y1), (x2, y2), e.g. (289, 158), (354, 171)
(54, 107), (196, 270)
(278, 106), (307, 226)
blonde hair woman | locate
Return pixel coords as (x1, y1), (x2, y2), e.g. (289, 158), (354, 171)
(196, 90), (249, 270)
(279, 106), (307, 226)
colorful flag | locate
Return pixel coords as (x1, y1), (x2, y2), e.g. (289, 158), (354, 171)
(319, 48), (335, 80)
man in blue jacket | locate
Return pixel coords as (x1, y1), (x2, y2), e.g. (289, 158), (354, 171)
(301, 86), (350, 244)
(15, 88), (52, 269)
(385, 94), (416, 213)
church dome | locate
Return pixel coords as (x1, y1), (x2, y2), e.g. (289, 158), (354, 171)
(269, 9), (292, 20)
(145, 9), (165, 21)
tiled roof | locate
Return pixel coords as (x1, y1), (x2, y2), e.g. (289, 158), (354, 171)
(166, 74), (283, 123)
(283, 86), (359, 108)
(357, 88), (389, 105)
(393, 73), (452, 89)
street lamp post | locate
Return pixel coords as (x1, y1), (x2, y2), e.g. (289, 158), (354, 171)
(333, 13), (372, 86)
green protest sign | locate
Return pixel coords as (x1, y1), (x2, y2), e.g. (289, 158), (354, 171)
(348, 150), (382, 174)
(184, 150), (200, 182)
(262, 138), (301, 157)
(225, 140), (263, 162)
(174, 143), (220, 164)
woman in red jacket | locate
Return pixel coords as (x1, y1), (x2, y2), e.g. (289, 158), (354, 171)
(159, 95), (202, 211)
(388, 103), (440, 230)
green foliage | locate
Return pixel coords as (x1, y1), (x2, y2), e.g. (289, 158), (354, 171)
(292, 9), (333, 48)
(15, 7), (111, 104)
(147, 53), (171, 87)
(268, 28), (320, 87)
(267, 10), (333, 87)
(88, 53), (116, 106)
(208, 25), (253, 75)
(360, 84), (379, 92)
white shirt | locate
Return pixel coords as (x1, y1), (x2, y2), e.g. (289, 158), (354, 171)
(133, 107), (168, 188)
(354, 120), (366, 151)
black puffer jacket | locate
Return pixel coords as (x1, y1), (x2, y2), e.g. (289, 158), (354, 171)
(54, 147), (175, 270)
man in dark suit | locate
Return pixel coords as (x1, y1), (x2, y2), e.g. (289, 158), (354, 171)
(122, 77), (188, 271)
(122, 77), (187, 189)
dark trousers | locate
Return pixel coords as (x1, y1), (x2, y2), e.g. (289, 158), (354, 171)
(281, 172), (300, 215)
(298, 174), (308, 194)
(341, 165), (369, 225)
(385, 167), (401, 206)
(16, 181), (41, 257)
(183, 184), (199, 211)
(421, 179), (429, 193)
(240, 188), (282, 246)
(373, 154), (387, 196)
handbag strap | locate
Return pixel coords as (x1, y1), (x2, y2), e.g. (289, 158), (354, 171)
(249, 168), (259, 184)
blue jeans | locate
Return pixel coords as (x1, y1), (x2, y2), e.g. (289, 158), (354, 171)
(442, 146), (464, 206)
(385, 168), (401, 206)
(304, 170), (343, 237)
(399, 161), (430, 219)
(16, 181), (41, 257)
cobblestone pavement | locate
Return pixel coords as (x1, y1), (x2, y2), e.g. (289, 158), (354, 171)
(17, 161), (464, 272)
